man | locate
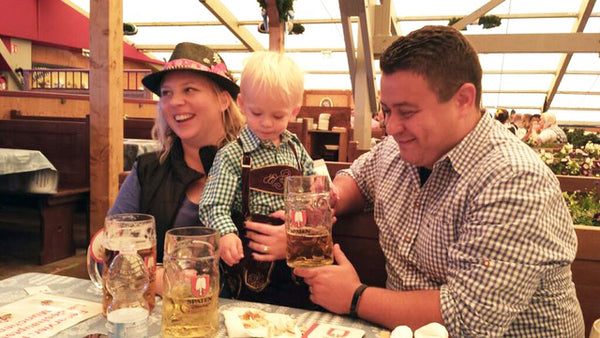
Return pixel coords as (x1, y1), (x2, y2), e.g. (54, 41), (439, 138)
(294, 25), (584, 337)
(537, 112), (568, 144)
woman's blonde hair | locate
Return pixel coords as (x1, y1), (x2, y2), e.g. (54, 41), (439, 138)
(152, 77), (245, 163)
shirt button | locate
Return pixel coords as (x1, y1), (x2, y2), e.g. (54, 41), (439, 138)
(404, 235), (412, 243)
(414, 200), (421, 208)
(482, 259), (490, 267)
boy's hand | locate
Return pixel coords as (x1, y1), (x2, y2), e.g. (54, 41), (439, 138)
(220, 233), (244, 266)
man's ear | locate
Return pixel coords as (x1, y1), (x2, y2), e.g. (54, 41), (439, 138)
(454, 83), (476, 114)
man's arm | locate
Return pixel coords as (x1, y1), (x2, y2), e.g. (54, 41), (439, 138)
(295, 244), (443, 330)
(331, 174), (366, 215)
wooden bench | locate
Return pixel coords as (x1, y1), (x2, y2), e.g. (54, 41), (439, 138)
(0, 118), (90, 264)
(123, 117), (154, 139)
(9, 110), (155, 139)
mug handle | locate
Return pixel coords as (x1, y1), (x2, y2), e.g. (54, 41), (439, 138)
(87, 228), (104, 289)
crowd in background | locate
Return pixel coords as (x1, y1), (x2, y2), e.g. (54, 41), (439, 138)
(492, 108), (567, 146)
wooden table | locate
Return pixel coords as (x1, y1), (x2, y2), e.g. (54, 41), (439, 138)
(0, 148), (58, 193)
(123, 138), (160, 171)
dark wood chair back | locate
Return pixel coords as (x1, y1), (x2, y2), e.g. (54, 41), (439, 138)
(287, 118), (309, 149)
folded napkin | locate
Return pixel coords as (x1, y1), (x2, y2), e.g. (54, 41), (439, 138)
(390, 322), (448, 338)
(222, 307), (301, 338)
(390, 325), (412, 338)
(414, 322), (448, 338)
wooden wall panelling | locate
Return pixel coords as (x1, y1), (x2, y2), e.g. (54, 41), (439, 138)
(0, 91), (156, 120)
(303, 89), (353, 108)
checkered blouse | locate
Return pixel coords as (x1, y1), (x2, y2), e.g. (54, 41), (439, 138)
(200, 125), (314, 236)
(341, 113), (584, 337)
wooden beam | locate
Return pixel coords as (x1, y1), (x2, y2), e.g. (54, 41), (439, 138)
(451, 0), (505, 31)
(130, 12), (600, 26)
(89, 0), (124, 235)
(199, 0), (265, 52)
(398, 12), (600, 21)
(544, 0), (596, 111)
(339, 2), (356, 82)
(265, 0), (284, 53)
(374, 33), (600, 55)
(340, 0), (378, 149)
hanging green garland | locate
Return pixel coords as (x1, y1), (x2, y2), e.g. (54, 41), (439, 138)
(448, 15), (502, 30)
(257, 0), (304, 35)
(257, 0), (294, 22)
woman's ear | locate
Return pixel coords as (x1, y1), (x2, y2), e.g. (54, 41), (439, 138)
(236, 93), (244, 111)
(218, 90), (232, 112)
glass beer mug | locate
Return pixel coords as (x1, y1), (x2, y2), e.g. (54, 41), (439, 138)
(162, 226), (220, 338)
(86, 213), (157, 315)
(284, 175), (334, 268)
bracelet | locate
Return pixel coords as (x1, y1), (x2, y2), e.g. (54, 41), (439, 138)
(349, 284), (368, 318)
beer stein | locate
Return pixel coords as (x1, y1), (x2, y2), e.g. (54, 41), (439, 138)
(284, 175), (334, 268)
(86, 213), (157, 315)
(162, 227), (220, 338)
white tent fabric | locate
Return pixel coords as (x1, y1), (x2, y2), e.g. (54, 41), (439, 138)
(66, 0), (600, 123)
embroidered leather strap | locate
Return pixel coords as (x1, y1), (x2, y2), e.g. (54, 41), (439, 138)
(237, 138), (252, 219)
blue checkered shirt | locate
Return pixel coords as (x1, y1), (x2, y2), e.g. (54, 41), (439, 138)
(200, 126), (314, 236)
(341, 113), (584, 337)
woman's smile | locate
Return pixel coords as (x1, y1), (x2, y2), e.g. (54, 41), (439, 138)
(173, 113), (194, 122)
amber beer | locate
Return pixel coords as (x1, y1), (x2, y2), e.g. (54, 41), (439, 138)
(162, 276), (219, 337)
(162, 227), (220, 338)
(285, 176), (334, 268)
(101, 239), (157, 314)
(287, 226), (333, 267)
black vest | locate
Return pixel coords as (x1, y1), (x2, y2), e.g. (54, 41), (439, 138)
(137, 139), (203, 262)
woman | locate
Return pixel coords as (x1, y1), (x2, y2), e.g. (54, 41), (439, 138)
(109, 42), (245, 263)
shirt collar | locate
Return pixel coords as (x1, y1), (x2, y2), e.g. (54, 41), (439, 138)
(238, 125), (293, 152)
(440, 113), (493, 176)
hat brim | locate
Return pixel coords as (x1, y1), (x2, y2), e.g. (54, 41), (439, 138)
(142, 69), (240, 100)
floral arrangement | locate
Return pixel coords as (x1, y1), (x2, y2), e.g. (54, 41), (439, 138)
(563, 191), (600, 226)
(538, 142), (600, 176)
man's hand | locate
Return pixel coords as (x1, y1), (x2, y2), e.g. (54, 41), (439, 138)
(245, 210), (287, 261)
(294, 244), (362, 314)
(220, 233), (244, 266)
(329, 182), (339, 210)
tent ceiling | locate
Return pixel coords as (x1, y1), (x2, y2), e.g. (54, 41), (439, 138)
(65, 0), (600, 123)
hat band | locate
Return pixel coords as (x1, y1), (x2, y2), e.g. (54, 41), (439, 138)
(163, 58), (232, 81)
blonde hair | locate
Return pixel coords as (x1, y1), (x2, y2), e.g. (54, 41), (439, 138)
(239, 51), (304, 109)
(152, 75), (244, 163)
(540, 112), (557, 127)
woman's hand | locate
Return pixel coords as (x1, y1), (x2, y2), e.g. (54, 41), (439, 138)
(245, 210), (287, 261)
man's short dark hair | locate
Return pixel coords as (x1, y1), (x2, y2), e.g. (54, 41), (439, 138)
(379, 25), (482, 107)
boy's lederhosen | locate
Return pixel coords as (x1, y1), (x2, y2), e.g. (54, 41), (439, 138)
(221, 138), (315, 310)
